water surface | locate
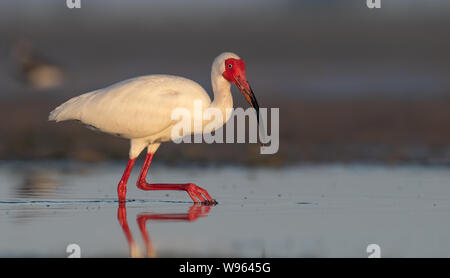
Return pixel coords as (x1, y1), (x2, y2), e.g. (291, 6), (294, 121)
(0, 162), (449, 257)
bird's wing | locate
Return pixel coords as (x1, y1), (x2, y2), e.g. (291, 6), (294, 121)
(49, 75), (211, 139)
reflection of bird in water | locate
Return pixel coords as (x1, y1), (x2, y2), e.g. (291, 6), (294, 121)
(117, 203), (213, 258)
(49, 52), (261, 204)
(15, 170), (60, 199)
(11, 38), (64, 90)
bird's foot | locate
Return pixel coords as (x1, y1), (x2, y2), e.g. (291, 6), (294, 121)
(135, 181), (217, 204)
(202, 199), (218, 206)
(184, 183), (217, 204)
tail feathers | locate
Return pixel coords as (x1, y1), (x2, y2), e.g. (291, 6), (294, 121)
(48, 92), (94, 122)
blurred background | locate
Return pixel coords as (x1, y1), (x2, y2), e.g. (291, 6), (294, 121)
(1, 0), (450, 166)
(3, 0), (450, 258)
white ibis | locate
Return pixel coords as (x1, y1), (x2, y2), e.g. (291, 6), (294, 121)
(49, 52), (260, 204)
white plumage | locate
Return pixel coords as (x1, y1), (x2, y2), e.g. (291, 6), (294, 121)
(49, 52), (239, 158)
(49, 75), (210, 137)
(49, 52), (260, 204)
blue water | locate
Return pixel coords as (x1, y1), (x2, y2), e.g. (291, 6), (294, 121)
(1, 162), (450, 257)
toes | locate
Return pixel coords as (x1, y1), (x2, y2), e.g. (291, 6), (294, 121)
(201, 199), (218, 206)
(186, 190), (201, 203)
(195, 191), (206, 203)
(200, 189), (213, 201)
(193, 186), (215, 203)
(185, 184), (217, 205)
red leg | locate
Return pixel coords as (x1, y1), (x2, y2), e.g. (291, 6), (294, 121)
(117, 158), (136, 203)
(136, 214), (156, 258)
(136, 153), (217, 204)
(136, 204), (213, 257)
(117, 203), (141, 257)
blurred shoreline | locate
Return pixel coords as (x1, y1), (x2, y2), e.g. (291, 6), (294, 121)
(1, 1), (450, 166)
(1, 96), (449, 166)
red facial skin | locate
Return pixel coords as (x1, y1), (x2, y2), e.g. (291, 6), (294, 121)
(222, 58), (255, 106)
(222, 58), (260, 123)
(222, 58), (246, 83)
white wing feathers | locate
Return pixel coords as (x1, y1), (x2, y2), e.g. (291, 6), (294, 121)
(49, 75), (211, 139)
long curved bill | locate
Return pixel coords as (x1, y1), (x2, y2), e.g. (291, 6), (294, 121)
(234, 76), (260, 124)
(234, 75), (267, 147)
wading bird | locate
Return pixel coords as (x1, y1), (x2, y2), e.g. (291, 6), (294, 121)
(49, 52), (260, 204)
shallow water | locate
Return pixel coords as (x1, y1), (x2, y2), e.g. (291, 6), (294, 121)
(1, 162), (450, 257)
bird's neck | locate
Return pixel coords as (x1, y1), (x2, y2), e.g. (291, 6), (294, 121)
(209, 72), (234, 123)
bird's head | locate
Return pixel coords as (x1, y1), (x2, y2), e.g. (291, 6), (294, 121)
(213, 52), (260, 123)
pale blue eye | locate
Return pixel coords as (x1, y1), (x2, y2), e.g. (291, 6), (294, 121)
(228, 64), (232, 69)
